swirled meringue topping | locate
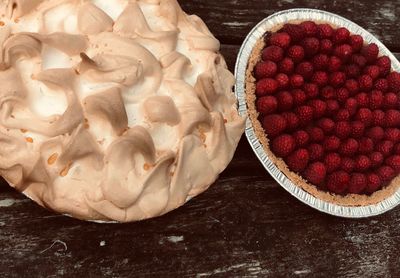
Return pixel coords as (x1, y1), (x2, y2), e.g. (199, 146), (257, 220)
(0, 0), (245, 222)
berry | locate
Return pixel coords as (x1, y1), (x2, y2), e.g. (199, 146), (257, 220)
(287, 45), (305, 63)
(304, 162), (327, 185)
(358, 75), (373, 91)
(327, 56), (342, 72)
(276, 91), (293, 111)
(333, 27), (350, 44)
(335, 109), (350, 121)
(279, 58), (295, 74)
(370, 152), (384, 168)
(282, 24), (305, 43)
(385, 155), (400, 172)
(351, 121), (365, 138)
(395, 143), (400, 154)
(355, 155), (371, 172)
(256, 78), (279, 96)
(301, 21), (318, 37)
(337, 88), (350, 103)
(312, 71), (329, 87)
(254, 61), (277, 79)
(307, 126), (325, 142)
(335, 121), (351, 139)
(326, 100), (340, 116)
(323, 136), (340, 151)
(317, 24), (334, 39)
(262, 114), (287, 137)
(276, 73), (290, 89)
(384, 110), (400, 127)
(344, 98), (358, 115)
(376, 56), (391, 76)
(256, 96), (278, 115)
(292, 89), (307, 106)
(358, 138), (374, 154)
(327, 171), (350, 194)
(271, 134), (296, 157)
(376, 140), (394, 157)
(262, 45), (284, 62)
(385, 128), (400, 143)
(366, 173), (382, 194)
(334, 44), (352, 61)
(372, 110), (385, 126)
(369, 90), (384, 110)
(366, 126), (385, 142)
(374, 79), (389, 92)
(282, 112), (300, 131)
(270, 32), (291, 49)
(320, 39), (333, 54)
(329, 71), (346, 87)
(293, 130), (310, 147)
(302, 37), (320, 57)
(296, 105), (314, 125)
(312, 54), (329, 70)
(344, 64), (361, 78)
(364, 65), (380, 80)
(349, 35), (363, 52)
(309, 99), (327, 118)
(348, 173), (367, 194)
(387, 72), (400, 92)
(355, 93), (369, 108)
(308, 143), (324, 161)
(345, 79), (359, 95)
(304, 83), (319, 98)
(377, 166), (395, 182)
(325, 153), (342, 173)
(362, 43), (379, 63)
(290, 74), (304, 88)
(339, 138), (359, 156)
(321, 86), (335, 100)
(355, 108), (373, 126)
(351, 54), (367, 68)
(383, 93), (398, 109)
(318, 118), (335, 134)
(341, 158), (355, 173)
(285, 149), (310, 172)
(295, 62), (314, 80)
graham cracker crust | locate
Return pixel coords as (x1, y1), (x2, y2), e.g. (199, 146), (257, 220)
(245, 28), (400, 207)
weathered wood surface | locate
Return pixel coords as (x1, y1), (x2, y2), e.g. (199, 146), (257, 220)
(1, 1), (400, 277)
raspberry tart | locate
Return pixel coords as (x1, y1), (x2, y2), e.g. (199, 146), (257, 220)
(244, 12), (400, 209)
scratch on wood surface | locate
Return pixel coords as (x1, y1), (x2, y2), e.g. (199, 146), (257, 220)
(379, 3), (396, 21)
(294, 269), (312, 275)
(0, 198), (28, 207)
(196, 261), (267, 277)
(222, 21), (252, 27)
(40, 240), (68, 254)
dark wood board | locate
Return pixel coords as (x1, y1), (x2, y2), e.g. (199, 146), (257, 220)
(1, 1), (400, 277)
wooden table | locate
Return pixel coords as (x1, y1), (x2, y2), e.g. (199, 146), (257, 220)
(1, 1), (400, 277)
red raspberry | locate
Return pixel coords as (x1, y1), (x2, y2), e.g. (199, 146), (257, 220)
(355, 93), (369, 108)
(339, 138), (359, 156)
(385, 155), (400, 172)
(327, 171), (350, 194)
(351, 54), (367, 68)
(377, 165), (395, 182)
(383, 93), (398, 109)
(348, 173), (367, 194)
(327, 56), (342, 73)
(293, 130), (310, 147)
(282, 24), (305, 43)
(307, 126), (325, 142)
(334, 44), (353, 61)
(367, 126), (385, 142)
(256, 78), (279, 96)
(387, 72), (400, 93)
(355, 155), (371, 172)
(349, 35), (364, 52)
(295, 62), (314, 80)
(304, 162), (326, 186)
(292, 89), (307, 106)
(256, 96), (277, 115)
(369, 90), (384, 110)
(376, 56), (391, 77)
(374, 79), (389, 92)
(344, 98), (358, 116)
(304, 83), (319, 98)
(376, 140), (394, 157)
(309, 99), (327, 118)
(370, 152), (384, 168)
(271, 134), (296, 157)
(364, 65), (380, 80)
(300, 21), (318, 37)
(395, 143), (400, 154)
(345, 79), (359, 95)
(333, 27), (350, 44)
(282, 112), (300, 131)
(312, 71), (328, 87)
(320, 39), (333, 54)
(262, 45), (284, 62)
(318, 118), (335, 134)
(324, 153), (342, 173)
(329, 71), (346, 87)
(358, 75), (373, 91)
(287, 45), (305, 63)
(326, 100), (340, 116)
(285, 148), (310, 172)
(262, 114), (287, 137)
(317, 24), (334, 39)
(341, 158), (355, 173)
(323, 136), (340, 151)
(335, 109), (350, 121)
(302, 37), (320, 57)
(366, 173), (382, 194)
(276, 91), (293, 111)
(321, 86), (335, 100)
(384, 110), (400, 127)
(278, 58), (294, 74)
(296, 105), (314, 125)
(358, 137), (374, 154)
(276, 73), (290, 89)
(351, 121), (365, 138)
(254, 61), (277, 79)
(355, 108), (373, 126)
(337, 87), (350, 103)
(270, 32), (291, 49)
(308, 143), (324, 161)
(372, 110), (385, 126)
(290, 74), (304, 88)
(385, 128), (400, 143)
(344, 64), (361, 78)
(361, 43), (379, 63)
(311, 54), (329, 70)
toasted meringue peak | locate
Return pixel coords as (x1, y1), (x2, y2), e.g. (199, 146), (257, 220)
(0, 0), (245, 222)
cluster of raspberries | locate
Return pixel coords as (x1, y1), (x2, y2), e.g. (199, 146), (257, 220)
(253, 21), (400, 195)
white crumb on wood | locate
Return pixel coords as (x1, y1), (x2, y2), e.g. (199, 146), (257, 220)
(294, 269), (312, 275)
(100, 240), (106, 247)
(167, 236), (184, 243)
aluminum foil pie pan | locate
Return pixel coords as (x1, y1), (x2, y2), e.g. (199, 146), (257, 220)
(234, 8), (400, 218)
